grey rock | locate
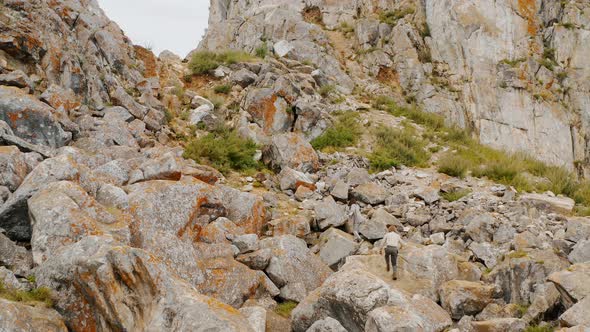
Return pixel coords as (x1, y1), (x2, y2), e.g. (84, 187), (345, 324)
(279, 167), (315, 191)
(0, 153), (79, 241)
(280, 282), (307, 303)
(351, 183), (387, 205)
(319, 228), (359, 267)
(315, 196), (348, 230)
(263, 133), (319, 172)
(470, 318), (526, 332)
(0, 298), (67, 332)
(439, 280), (498, 319)
(237, 248), (272, 270)
(240, 306), (267, 332)
(346, 168), (370, 186)
(0, 145), (29, 191)
(35, 236), (253, 331)
(0, 86), (70, 148)
(548, 263), (590, 306)
(414, 189), (441, 205)
(274, 40), (294, 57)
(306, 317), (347, 332)
(0, 232), (33, 276)
(292, 268), (451, 332)
(330, 180), (349, 201)
(569, 239), (590, 263)
(231, 68), (258, 88)
(260, 235), (332, 296)
(96, 183), (129, 210)
(560, 296), (590, 327)
(359, 212), (388, 240)
(566, 218), (590, 243)
(233, 234), (259, 254)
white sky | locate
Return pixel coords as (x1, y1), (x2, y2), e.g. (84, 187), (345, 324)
(99, 0), (210, 58)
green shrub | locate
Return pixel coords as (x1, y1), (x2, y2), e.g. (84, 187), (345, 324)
(369, 125), (430, 171)
(0, 280), (53, 307)
(318, 84), (336, 97)
(189, 50), (254, 75)
(183, 126), (259, 173)
(524, 324), (554, 332)
(255, 42), (268, 58)
(189, 51), (220, 75)
(375, 97), (445, 132)
(441, 189), (472, 202)
(311, 113), (361, 151)
(214, 84), (232, 94)
(437, 154), (470, 178)
(379, 8), (415, 25)
(275, 301), (298, 318)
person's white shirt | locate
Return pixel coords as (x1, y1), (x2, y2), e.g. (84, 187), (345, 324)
(382, 232), (402, 249)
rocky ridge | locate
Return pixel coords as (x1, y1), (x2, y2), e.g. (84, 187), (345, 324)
(0, 0), (589, 332)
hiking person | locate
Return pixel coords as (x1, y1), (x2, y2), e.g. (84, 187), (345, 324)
(381, 231), (403, 280)
(348, 203), (364, 242)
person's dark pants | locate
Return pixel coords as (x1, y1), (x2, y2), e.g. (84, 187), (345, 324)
(384, 246), (398, 279)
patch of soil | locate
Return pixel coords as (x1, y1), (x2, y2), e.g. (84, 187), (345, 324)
(302, 6), (323, 26)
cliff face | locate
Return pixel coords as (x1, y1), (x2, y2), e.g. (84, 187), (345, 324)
(199, 0), (590, 173)
(0, 0), (166, 131)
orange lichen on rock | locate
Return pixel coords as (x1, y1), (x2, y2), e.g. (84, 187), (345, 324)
(518, 0), (538, 36)
(134, 45), (158, 78)
(248, 93), (279, 134)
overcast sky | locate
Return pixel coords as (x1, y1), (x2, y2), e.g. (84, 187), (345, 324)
(99, 0), (210, 57)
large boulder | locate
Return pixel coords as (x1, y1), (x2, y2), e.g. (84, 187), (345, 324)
(314, 196), (348, 230)
(0, 299), (67, 332)
(318, 228), (359, 267)
(559, 296), (590, 327)
(259, 235), (332, 300)
(490, 249), (570, 305)
(291, 268), (452, 332)
(548, 263), (590, 307)
(0, 153), (80, 241)
(439, 280), (499, 319)
(565, 217), (590, 243)
(351, 183), (388, 205)
(0, 232), (33, 276)
(0, 86), (71, 148)
(263, 133), (319, 172)
(28, 181), (131, 265)
(35, 236), (254, 332)
(0, 145), (29, 191)
(244, 88), (294, 135)
(399, 245), (461, 301)
(126, 178), (270, 306)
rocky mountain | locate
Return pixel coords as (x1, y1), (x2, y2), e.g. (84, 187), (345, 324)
(0, 0), (589, 331)
(200, 0), (590, 174)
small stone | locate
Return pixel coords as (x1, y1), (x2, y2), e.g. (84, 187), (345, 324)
(430, 232), (446, 245)
(232, 234), (259, 254)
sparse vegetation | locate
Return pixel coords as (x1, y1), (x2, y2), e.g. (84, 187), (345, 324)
(318, 84), (336, 97)
(524, 325), (555, 332)
(369, 125), (431, 171)
(183, 126), (259, 173)
(255, 42), (268, 58)
(437, 154), (470, 178)
(311, 112), (362, 152)
(0, 280), (53, 307)
(441, 189), (472, 202)
(275, 301), (298, 318)
(372, 95), (590, 214)
(189, 50), (254, 75)
(214, 84), (232, 95)
(515, 303), (529, 317)
(500, 58), (526, 67)
(379, 8), (415, 25)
